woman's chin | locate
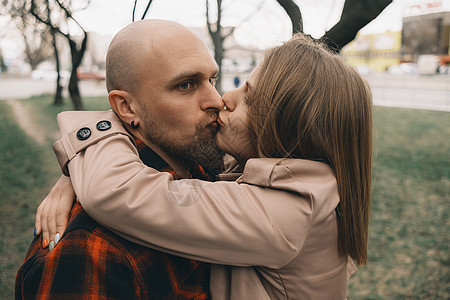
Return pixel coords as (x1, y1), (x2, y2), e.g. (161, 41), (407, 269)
(215, 133), (227, 154)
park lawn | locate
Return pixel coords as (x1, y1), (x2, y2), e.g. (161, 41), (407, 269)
(0, 95), (110, 299)
(22, 94), (111, 136)
(348, 107), (449, 299)
(0, 96), (449, 299)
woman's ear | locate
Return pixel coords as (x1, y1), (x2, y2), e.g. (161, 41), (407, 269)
(108, 90), (137, 126)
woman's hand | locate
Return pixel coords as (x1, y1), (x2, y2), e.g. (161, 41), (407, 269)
(35, 175), (75, 250)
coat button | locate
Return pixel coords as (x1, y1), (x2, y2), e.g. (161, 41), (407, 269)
(96, 120), (112, 131)
(76, 127), (91, 140)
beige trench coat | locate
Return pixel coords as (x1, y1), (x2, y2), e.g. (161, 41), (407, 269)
(53, 110), (357, 299)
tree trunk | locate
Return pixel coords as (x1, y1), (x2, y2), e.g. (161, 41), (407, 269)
(54, 75), (64, 106)
(67, 33), (88, 110)
(214, 41), (224, 95)
(51, 29), (63, 105)
(206, 0), (225, 95)
(68, 67), (82, 110)
(210, 30), (224, 95)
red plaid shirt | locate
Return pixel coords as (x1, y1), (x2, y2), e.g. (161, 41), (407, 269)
(16, 141), (213, 299)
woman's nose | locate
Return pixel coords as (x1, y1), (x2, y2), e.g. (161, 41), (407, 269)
(222, 90), (238, 111)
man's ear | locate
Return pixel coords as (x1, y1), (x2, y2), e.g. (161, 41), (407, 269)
(108, 90), (137, 126)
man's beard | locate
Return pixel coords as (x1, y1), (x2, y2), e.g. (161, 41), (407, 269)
(141, 111), (225, 175)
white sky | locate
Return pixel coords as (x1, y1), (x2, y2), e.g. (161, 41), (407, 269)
(0, 0), (407, 60)
(73, 0), (405, 48)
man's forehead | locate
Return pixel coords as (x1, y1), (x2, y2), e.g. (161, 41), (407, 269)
(170, 56), (218, 74)
(136, 30), (219, 83)
(156, 51), (219, 79)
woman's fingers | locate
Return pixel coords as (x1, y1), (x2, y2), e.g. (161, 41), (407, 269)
(47, 192), (58, 251)
(35, 201), (43, 236)
(54, 176), (75, 244)
(35, 175), (75, 250)
(54, 191), (73, 245)
(40, 200), (50, 248)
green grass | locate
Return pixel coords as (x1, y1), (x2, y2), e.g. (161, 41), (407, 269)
(24, 94), (111, 136)
(0, 95), (110, 299)
(0, 98), (448, 298)
(0, 101), (52, 298)
(348, 107), (450, 299)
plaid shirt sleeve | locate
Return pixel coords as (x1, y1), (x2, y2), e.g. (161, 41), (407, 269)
(15, 204), (147, 299)
(16, 203), (209, 300)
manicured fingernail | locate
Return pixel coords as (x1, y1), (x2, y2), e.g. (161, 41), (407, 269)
(54, 233), (60, 245)
(49, 241), (55, 251)
(34, 228), (37, 236)
(42, 238), (48, 248)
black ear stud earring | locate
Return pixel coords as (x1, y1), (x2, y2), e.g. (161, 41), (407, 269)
(131, 121), (139, 129)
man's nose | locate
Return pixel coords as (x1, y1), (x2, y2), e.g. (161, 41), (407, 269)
(201, 84), (224, 111)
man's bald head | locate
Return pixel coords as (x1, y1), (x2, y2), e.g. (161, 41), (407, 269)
(106, 20), (223, 175)
(106, 19), (207, 94)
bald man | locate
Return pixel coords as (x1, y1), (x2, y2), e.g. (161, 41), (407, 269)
(15, 20), (224, 299)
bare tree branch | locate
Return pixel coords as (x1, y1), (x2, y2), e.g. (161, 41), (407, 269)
(133, 0), (138, 21)
(55, 0), (86, 34)
(30, 0), (89, 110)
(223, 27), (235, 40)
(133, 0), (154, 21)
(206, 0), (213, 37)
(276, 0), (302, 34)
(4, 0), (53, 70)
(141, 0), (154, 20)
(226, 0), (268, 39)
(78, 0), (91, 11)
(30, 0), (68, 38)
(321, 0), (393, 52)
(206, 0), (226, 94)
(216, 0), (222, 32)
(46, 1), (63, 105)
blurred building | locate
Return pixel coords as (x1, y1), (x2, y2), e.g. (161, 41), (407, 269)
(402, 0), (450, 59)
(342, 31), (402, 72)
(342, 0), (450, 73)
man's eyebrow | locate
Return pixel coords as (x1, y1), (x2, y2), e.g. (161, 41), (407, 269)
(167, 72), (202, 86)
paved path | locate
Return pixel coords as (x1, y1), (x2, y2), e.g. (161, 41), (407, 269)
(365, 74), (450, 112)
(0, 79), (107, 144)
(0, 78), (107, 99)
(1, 75), (449, 112)
(7, 100), (48, 145)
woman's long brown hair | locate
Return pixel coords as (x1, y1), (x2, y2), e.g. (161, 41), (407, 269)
(248, 34), (373, 265)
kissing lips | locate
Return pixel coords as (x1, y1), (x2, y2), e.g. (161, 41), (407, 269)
(217, 117), (226, 127)
(209, 120), (219, 128)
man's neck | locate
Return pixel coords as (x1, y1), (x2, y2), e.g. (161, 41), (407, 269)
(133, 134), (192, 178)
(135, 139), (217, 182)
(144, 143), (191, 178)
(158, 153), (191, 178)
